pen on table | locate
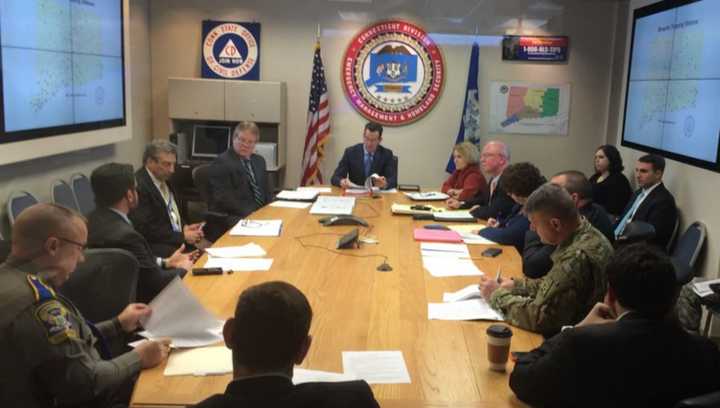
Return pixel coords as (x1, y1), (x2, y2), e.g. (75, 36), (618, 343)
(495, 265), (502, 283)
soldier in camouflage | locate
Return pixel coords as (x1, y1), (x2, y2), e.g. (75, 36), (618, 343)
(0, 203), (170, 408)
(480, 183), (614, 336)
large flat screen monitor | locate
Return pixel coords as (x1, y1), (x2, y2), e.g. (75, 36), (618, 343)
(621, 0), (720, 172)
(0, 0), (126, 145)
(192, 125), (231, 159)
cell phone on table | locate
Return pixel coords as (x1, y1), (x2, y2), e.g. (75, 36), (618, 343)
(481, 248), (503, 257)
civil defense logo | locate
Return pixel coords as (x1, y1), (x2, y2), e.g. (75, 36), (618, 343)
(203, 23), (258, 79)
(342, 20), (445, 126)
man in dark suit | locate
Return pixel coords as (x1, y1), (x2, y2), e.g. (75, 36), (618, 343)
(446, 140), (515, 220)
(129, 140), (204, 258)
(613, 154), (678, 250)
(87, 163), (195, 303)
(194, 281), (379, 408)
(331, 122), (397, 190)
(510, 243), (720, 408)
(207, 121), (273, 227)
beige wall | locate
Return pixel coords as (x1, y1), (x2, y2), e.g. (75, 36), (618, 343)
(149, 0), (619, 188)
(610, 0), (720, 280)
(0, 0), (153, 238)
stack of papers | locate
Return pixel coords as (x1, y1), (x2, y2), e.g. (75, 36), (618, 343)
(139, 277), (224, 348)
(229, 219), (283, 237)
(205, 243), (266, 258)
(164, 346), (232, 376)
(276, 189), (319, 201)
(342, 351), (411, 384)
(297, 186), (332, 193)
(270, 201), (312, 209)
(309, 196), (356, 215)
(428, 284), (503, 321)
(204, 258), (273, 272)
(691, 278), (720, 297)
(390, 203), (441, 215)
(405, 191), (450, 201)
(433, 210), (475, 222)
(420, 243), (484, 277)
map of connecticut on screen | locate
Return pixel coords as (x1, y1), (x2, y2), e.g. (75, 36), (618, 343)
(1, 0), (124, 133)
(623, 0), (720, 166)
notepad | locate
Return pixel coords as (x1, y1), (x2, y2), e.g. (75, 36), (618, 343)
(428, 299), (504, 321)
(342, 351), (411, 384)
(276, 190), (319, 201)
(164, 346), (233, 376)
(413, 228), (463, 243)
(229, 219), (282, 237)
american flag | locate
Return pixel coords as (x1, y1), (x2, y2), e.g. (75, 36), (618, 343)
(301, 41), (330, 186)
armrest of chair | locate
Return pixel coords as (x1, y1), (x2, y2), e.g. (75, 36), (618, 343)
(675, 390), (720, 408)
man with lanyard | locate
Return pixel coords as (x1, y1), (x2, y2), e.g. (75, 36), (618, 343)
(130, 139), (204, 258)
(0, 203), (170, 407)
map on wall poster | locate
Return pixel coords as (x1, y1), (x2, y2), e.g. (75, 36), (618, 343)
(489, 81), (570, 135)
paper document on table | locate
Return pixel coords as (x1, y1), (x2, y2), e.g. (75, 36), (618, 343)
(692, 278), (720, 297)
(428, 299), (504, 321)
(405, 191), (449, 201)
(345, 188), (376, 195)
(270, 200), (312, 209)
(297, 186), (332, 193)
(443, 284), (481, 302)
(205, 243), (266, 258)
(139, 277), (223, 347)
(459, 232), (498, 245)
(433, 210), (475, 222)
(342, 351), (411, 384)
(391, 203), (442, 215)
(420, 242), (470, 258)
(164, 346), (232, 376)
(229, 219), (282, 237)
(448, 224), (485, 234)
(309, 196), (356, 215)
(293, 368), (357, 384)
(276, 189), (319, 201)
(204, 257), (273, 272)
(422, 257), (483, 277)
(378, 188), (398, 193)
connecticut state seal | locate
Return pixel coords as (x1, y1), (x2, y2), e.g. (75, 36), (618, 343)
(342, 20), (445, 126)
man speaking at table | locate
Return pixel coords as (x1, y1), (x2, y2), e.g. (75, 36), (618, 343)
(331, 122), (397, 190)
(195, 281), (379, 408)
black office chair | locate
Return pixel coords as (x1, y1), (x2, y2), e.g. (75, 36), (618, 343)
(192, 163), (212, 203)
(51, 179), (81, 212)
(58, 248), (139, 324)
(667, 211), (682, 253)
(7, 191), (39, 225)
(671, 221), (706, 285)
(674, 391), (720, 407)
(70, 173), (95, 215)
(392, 155), (399, 184)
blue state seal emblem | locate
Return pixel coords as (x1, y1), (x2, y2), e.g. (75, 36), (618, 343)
(201, 21), (261, 80)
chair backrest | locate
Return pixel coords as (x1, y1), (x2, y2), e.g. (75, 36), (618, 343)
(58, 248), (139, 323)
(192, 163), (212, 203)
(671, 221), (706, 284)
(70, 173), (95, 215)
(666, 211), (681, 253)
(51, 179), (80, 212)
(392, 155), (399, 182)
(7, 191), (39, 225)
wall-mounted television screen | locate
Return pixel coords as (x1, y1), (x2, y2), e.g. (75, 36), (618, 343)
(621, 0), (720, 172)
(192, 125), (231, 158)
(0, 0), (126, 145)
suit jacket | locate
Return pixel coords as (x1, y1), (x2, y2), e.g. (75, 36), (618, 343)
(129, 167), (184, 258)
(478, 204), (529, 251)
(194, 375), (379, 408)
(462, 175), (516, 221)
(615, 182), (677, 249)
(510, 313), (720, 408)
(208, 150), (273, 219)
(441, 165), (487, 201)
(87, 207), (184, 303)
(331, 144), (397, 189)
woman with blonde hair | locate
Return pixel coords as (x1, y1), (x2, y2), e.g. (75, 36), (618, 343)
(441, 142), (486, 201)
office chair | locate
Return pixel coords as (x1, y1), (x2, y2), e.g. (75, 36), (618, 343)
(667, 212), (682, 253)
(615, 221), (656, 247)
(392, 155), (399, 184)
(51, 179), (81, 212)
(7, 191), (39, 225)
(671, 221), (706, 285)
(70, 173), (95, 215)
(192, 163), (212, 203)
(58, 248), (139, 324)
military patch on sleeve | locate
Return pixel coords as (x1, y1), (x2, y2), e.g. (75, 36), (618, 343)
(34, 300), (78, 344)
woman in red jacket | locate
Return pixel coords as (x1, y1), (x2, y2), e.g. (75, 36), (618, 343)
(441, 142), (487, 202)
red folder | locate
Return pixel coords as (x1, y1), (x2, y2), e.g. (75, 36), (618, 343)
(413, 228), (463, 243)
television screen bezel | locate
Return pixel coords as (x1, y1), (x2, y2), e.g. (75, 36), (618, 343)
(620, 0), (720, 172)
(0, 0), (127, 145)
(191, 124), (231, 159)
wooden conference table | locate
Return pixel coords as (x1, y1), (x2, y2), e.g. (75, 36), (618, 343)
(130, 190), (543, 408)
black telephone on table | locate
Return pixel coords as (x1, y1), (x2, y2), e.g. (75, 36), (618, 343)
(319, 215), (369, 227)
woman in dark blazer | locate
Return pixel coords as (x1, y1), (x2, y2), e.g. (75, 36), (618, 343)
(588, 145), (632, 217)
(441, 142), (487, 202)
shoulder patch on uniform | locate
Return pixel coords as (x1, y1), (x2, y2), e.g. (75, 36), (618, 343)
(26, 274), (56, 303)
(34, 300), (78, 344)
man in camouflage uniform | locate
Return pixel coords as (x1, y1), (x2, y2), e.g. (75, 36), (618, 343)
(0, 203), (170, 408)
(480, 183), (614, 336)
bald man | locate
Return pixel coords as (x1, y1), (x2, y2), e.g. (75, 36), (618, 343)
(0, 203), (170, 408)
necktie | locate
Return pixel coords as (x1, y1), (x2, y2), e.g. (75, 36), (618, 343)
(489, 176), (499, 198)
(242, 159), (265, 207)
(614, 190), (647, 238)
(364, 152), (373, 178)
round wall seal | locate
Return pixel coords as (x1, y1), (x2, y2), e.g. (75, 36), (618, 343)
(342, 20), (445, 126)
(202, 23), (258, 79)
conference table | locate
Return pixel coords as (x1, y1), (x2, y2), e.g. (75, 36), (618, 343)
(130, 190), (543, 407)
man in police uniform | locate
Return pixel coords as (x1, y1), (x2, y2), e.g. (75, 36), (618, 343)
(480, 183), (614, 336)
(0, 203), (170, 408)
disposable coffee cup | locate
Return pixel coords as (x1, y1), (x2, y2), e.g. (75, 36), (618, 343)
(486, 324), (513, 372)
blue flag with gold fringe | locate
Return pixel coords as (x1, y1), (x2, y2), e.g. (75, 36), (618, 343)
(446, 43), (481, 173)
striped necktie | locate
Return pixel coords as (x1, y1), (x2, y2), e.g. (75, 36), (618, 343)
(242, 159), (265, 207)
(614, 190), (647, 239)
